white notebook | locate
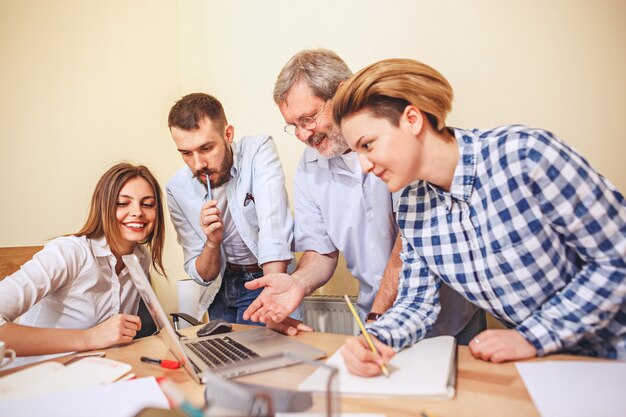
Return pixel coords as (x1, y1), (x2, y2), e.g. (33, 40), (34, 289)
(299, 335), (457, 398)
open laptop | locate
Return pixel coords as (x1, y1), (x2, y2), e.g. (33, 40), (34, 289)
(123, 254), (326, 384)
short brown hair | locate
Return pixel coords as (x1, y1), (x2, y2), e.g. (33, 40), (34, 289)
(168, 93), (228, 132)
(333, 58), (453, 131)
(75, 162), (166, 276)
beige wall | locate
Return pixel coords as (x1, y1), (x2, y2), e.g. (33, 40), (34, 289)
(1, 1), (625, 314)
(0, 0), (184, 311)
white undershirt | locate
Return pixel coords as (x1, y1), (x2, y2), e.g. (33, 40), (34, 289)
(212, 184), (257, 265)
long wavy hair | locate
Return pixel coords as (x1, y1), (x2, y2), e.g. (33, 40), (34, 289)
(74, 162), (166, 276)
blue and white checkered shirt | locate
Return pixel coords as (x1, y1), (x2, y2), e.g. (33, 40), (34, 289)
(368, 125), (626, 359)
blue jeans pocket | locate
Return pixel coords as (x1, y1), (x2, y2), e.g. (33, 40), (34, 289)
(224, 270), (263, 308)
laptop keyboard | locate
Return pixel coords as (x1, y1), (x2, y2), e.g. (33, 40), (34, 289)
(187, 336), (260, 368)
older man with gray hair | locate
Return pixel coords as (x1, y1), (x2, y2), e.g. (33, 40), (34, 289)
(244, 49), (484, 342)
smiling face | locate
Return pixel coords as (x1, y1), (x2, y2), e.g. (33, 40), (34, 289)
(278, 81), (348, 158)
(341, 109), (425, 192)
(171, 116), (234, 188)
(115, 176), (157, 254)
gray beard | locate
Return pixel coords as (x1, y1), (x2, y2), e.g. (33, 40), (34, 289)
(311, 127), (349, 158)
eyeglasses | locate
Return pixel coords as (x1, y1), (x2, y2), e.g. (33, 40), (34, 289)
(283, 102), (327, 136)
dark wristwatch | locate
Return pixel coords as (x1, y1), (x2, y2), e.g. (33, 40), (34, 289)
(366, 312), (382, 322)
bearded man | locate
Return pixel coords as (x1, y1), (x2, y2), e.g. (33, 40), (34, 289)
(166, 93), (300, 325)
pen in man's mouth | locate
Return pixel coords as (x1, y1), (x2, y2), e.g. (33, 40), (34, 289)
(205, 173), (212, 200)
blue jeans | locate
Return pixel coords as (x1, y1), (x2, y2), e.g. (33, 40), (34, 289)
(208, 269), (264, 326)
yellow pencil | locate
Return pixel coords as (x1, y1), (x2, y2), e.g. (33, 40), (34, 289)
(343, 294), (390, 377)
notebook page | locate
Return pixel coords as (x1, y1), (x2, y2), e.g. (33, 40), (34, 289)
(299, 335), (456, 398)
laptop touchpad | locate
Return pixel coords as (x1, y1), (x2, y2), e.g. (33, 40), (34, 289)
(236, 329), (293, 349)
(251, 331), (289, 347)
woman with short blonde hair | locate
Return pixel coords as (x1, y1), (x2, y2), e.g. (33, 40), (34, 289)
(334, 58), (626, 376)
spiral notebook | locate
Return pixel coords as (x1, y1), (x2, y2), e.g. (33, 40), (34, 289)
(299, 335), (457, 399)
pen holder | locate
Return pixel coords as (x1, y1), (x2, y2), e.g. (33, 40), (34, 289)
(202, 354), (339, 417)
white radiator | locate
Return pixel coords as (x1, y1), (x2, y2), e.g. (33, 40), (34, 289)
(303, 295), (358, 335)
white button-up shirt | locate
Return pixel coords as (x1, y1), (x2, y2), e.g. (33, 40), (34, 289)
(0, 235), (149, 366)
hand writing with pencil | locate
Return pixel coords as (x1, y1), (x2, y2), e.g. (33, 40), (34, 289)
(341, 334), (396, 377)
(342, 295), (393, 377)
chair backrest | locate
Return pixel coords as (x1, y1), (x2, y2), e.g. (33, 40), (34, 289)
(0, 246), (44, 280)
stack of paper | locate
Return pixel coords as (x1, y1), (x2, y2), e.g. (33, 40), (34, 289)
(0, 357), (132, 399)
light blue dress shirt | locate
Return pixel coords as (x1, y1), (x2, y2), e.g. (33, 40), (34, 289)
(166, 135), (295, 293)
(293, 149), (398, 318)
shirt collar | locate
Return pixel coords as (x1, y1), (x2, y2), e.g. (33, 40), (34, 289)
(91, 236), (113, 257)
(229, 141), (240, 179)
(304, 148), (361, 180)
(183, 165), (207, 199)
(90, 235), (146, 260)
(448, 127), (478, 203)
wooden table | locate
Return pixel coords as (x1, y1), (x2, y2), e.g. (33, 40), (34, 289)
(0, 325), (603, 417)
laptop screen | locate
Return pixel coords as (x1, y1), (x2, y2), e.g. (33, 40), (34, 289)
(123, 254), (201, 383)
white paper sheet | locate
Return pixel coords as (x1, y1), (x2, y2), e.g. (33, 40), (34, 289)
(0, 376), (169, 417)
(516, 361), (626, 417)
(277, 414), (386, 417)
(299, 335), (455, 398)
(0, 357), (132, 400)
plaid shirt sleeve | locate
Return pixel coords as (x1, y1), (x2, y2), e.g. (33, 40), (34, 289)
(367, 226), (442, 350)
(515, 131), (626, 355)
